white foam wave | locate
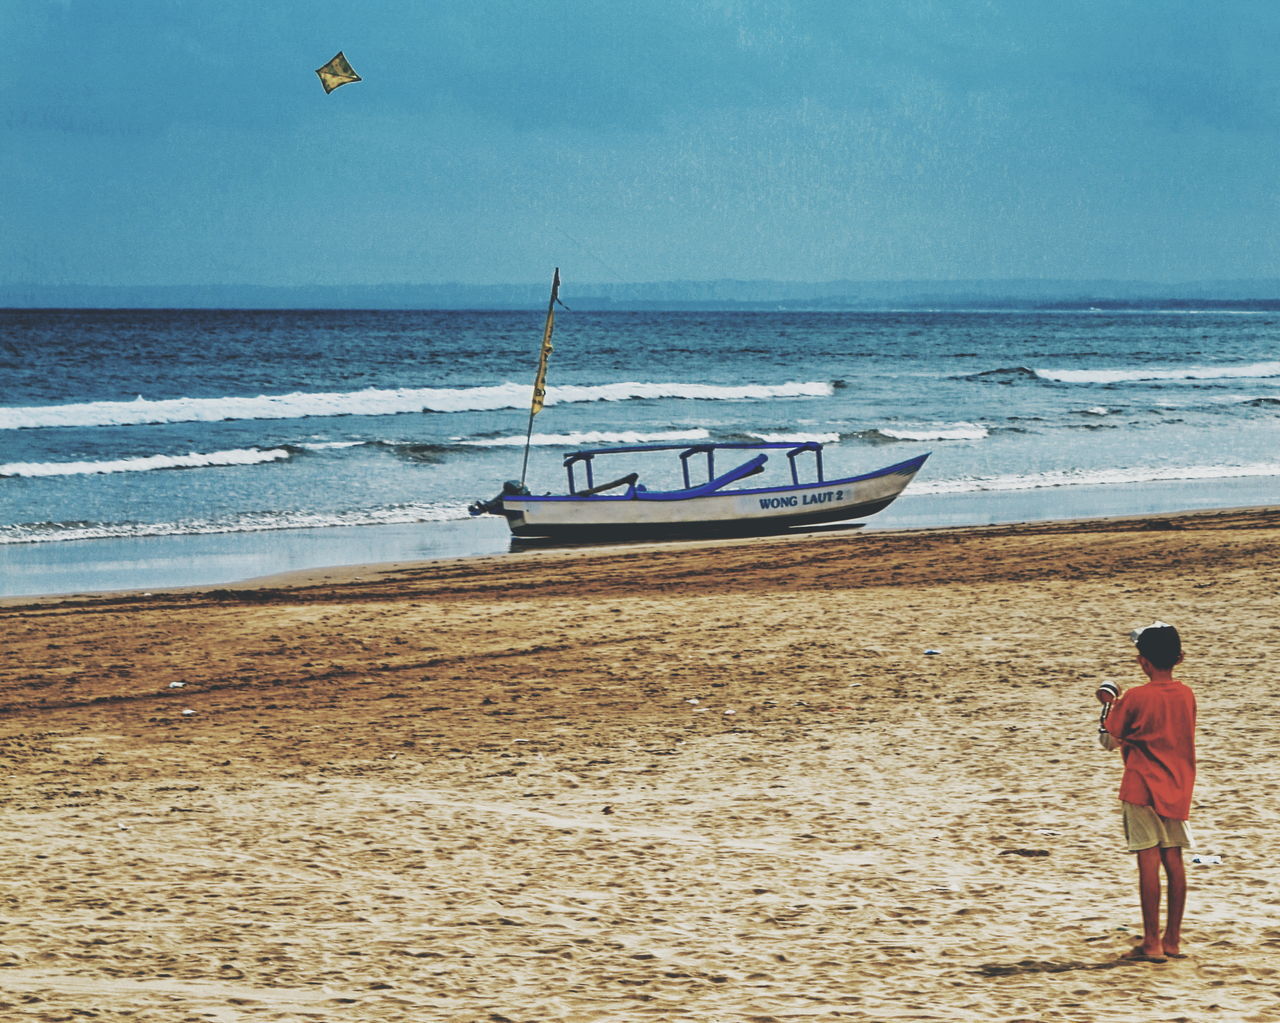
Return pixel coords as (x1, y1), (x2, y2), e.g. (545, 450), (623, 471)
(748, 432), (841, 445)
(556, 381), (833, 403)
(0, 447), (291, 479)
(0, 502), (472, 545)
(878, 423), (988, 442)
(459, 429), (712, 448)
(914, 461), (1280, 495)
(1, 380), (835, 431)
(1035, 361), (1280, 385)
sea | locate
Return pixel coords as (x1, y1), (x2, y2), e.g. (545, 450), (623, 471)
(2, 307), (1278, 597)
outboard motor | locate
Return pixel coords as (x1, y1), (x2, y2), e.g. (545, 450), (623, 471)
(468, 480), (530, 517)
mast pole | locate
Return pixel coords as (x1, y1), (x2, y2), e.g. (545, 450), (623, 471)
(519, 406), (536, 487)
(520, 268), (560, 487)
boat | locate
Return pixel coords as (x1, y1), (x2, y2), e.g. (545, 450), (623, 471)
(467, 268), (929, 540)
(470, 441), (929, 539)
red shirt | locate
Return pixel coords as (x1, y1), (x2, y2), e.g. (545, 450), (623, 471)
(1105, 678), (1196, 819)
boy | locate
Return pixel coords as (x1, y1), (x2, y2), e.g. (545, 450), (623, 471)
(1100, 621), (1196, 962)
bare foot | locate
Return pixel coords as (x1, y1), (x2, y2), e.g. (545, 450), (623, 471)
(1122, 945), (1167, 963)
(1162, 940), (1185, 958)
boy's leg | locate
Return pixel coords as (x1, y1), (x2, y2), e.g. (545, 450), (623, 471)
(1160, 846), (1187, 956)
(1135, 846), (1164, 956)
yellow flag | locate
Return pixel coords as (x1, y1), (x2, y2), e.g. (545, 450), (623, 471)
(530, 268), (560, 415)
(316, 52), (362, 94)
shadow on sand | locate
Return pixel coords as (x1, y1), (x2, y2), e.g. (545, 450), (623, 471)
(974, 957), (1162, 977)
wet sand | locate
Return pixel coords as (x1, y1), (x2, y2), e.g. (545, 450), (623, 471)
(3, 507), (1279, 1021)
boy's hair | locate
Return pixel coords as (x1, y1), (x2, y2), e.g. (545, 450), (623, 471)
(1134, 623), (1182, 670)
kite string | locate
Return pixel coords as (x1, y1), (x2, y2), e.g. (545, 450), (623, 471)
(553, 227), (635, 286)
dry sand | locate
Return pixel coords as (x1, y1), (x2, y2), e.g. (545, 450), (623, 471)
(2, 508), (1279, 1022)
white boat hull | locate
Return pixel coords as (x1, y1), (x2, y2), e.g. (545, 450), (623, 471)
(499, 453), (927, 539)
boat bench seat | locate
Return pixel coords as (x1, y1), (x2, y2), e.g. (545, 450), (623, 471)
(574, 472), (639, 497)
(635, 453), (768, 500)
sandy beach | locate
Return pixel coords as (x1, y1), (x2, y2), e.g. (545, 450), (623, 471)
(3, 507), (1279, 1022)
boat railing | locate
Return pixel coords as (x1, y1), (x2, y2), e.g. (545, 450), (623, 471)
(564, 441), (826, 493)
(679, 445), (714, 489)
(787, 443), (824, 485)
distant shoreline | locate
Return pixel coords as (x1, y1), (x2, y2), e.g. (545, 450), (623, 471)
(4, 278), (1280, 311)
(6, 302), (1280, 313)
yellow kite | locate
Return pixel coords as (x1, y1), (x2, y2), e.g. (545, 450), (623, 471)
(315, 52), (362, 94)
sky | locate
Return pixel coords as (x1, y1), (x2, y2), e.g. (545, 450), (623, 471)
(4, 0), (1280, 288)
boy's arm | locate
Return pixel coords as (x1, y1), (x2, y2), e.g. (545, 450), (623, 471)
(1100, 693), (1132, 752)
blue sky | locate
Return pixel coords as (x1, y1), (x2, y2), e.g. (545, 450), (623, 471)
(4, 1), (1280, 287)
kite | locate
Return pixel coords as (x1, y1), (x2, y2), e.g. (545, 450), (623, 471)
(315, 51), (362, 93)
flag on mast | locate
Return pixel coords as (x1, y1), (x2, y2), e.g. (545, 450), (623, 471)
(530, 268), (561, 415)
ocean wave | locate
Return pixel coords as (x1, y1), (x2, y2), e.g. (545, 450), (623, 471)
(457, 429), (712, 448)
(856, 423), (988, 442)
(1036, 362), (1280, 385)
(958, 366), (1040, 384)
(914, 461), (1280, 495)
(292, 440), (366, 451)
(0, 447), (291, 479)
(377, 441), (458, 463)
(0, 380), (835, 431)
(0, 502), (472, 545)
(879, 423), (988, 442)
(1243, 396), (1280, 408)
(962, 362), (1280, 387)
(746, 432), (842, 445)
(1065, 406), (1120, 429)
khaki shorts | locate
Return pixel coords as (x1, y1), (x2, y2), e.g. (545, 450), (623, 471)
(1122, 801), (1194, 852)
